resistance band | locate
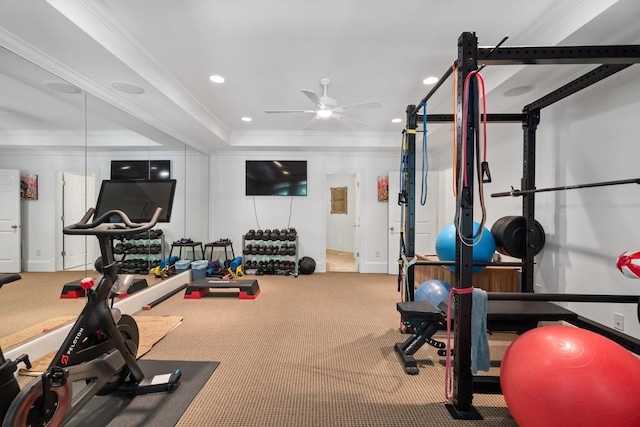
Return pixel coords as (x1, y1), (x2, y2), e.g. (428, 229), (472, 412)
(420, 101), (428, 205)
(397, 130), (409, 293)
(454, 70), (490, 245)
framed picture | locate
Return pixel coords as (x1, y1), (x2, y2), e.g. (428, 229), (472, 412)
(330, 187), (347, 214)
(20, 174), (38, 200)
(377, 176), (389, 202)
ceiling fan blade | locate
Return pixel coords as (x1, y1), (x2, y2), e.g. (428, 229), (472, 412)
(334, 100), (382, 112)
(302, 116), (319, 130)
(265, 109), (316, 114)
(332, 113), (367, 128)
(301, 89), (323, 107)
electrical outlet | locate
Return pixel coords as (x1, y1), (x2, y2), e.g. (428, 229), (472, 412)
(614, 313), (624, 331)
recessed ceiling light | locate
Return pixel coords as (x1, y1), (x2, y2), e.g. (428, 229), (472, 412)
(209, 75), (225, 83)
(391, 118), (402, 123)
(504, 85), (534, 97)
(316, 110), (333, 118)
(422, 76), (439, 85)
(241, 117), (252, 122)
(42, 81), (81, 94)
(111, 81), (145, 94)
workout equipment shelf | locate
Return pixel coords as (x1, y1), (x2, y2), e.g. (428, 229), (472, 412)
(184, 279), (260, 299)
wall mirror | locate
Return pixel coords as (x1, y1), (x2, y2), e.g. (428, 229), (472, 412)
(0, 44), (209, 341)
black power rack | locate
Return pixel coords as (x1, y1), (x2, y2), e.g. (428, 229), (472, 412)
(402, 32), (640, 420)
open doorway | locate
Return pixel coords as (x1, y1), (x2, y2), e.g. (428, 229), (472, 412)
(326, 173), (358, 272)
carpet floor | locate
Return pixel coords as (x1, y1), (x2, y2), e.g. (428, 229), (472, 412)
(4, 272), (517, 426)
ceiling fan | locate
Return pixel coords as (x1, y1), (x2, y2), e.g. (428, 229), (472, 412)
(265, 77), (382, 128)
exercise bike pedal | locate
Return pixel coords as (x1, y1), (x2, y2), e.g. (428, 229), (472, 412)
(120, 369), (182, 395)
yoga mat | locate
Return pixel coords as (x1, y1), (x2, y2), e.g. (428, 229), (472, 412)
(66, 360), (219, 427)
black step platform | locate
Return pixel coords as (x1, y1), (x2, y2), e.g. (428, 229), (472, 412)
(184, 279), (260, 299)
(395, 299), (579, 375)
(61, 278), (148, 299)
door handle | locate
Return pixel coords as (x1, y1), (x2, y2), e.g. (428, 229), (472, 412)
(11, 224), (18, 229)
(390, 226), (394, 231)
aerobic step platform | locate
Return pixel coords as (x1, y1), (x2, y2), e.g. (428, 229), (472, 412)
(184, 279), (260, 299)
(61, 278), (148, 299)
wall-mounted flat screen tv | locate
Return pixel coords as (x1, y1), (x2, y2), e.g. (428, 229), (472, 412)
(110, 160), (171, 180)
(246, 160), (307, 196)
(94, 179), (177, 223)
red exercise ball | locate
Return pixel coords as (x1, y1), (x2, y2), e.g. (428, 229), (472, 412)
(500, 325), (640, 427)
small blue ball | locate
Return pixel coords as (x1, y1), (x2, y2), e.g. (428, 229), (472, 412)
(415, 280), (452, 310)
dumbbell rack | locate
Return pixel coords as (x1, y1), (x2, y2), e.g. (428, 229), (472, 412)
(113, 229), (165, 274)
(242, 230), (299, 277)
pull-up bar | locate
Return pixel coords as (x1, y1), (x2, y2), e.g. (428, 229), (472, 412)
(409, 36), (509, 117)
(409, 64), (454, 117)
(491, 178), (640, 198)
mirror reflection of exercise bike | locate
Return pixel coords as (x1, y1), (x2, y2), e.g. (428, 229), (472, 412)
(0, 206), (181, 426)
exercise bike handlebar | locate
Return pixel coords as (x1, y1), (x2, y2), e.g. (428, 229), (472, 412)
(63, 207), (163, 236)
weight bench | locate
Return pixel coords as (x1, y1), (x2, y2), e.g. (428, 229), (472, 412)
(184, 279), (260, 299)
(395, 297), (579, 375)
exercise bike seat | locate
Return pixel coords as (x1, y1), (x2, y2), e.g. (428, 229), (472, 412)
(0, 273), (21, 290)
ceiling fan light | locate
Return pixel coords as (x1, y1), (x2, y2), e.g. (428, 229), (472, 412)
(316, 110), (333, 118)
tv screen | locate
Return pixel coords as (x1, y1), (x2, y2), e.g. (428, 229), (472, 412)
(246, 160), (307, 196)
(110, 160), (171, 180)
(94, 179), (177, 223)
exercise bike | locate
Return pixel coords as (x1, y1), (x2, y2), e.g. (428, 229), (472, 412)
(0, 207), (181, 426)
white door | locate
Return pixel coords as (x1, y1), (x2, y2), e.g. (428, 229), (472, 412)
(388, 171), (438, 274)
(61, 172), (95, 270)
(353, 174), (360, 272)
(0, 169), (21, 273)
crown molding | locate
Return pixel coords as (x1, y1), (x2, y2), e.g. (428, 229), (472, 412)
(46, 0), (230, 143)
(0, 25), (209, 150)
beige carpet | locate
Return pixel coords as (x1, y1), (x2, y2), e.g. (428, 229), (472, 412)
(19, 315), (182, 375)
(135, 273), (518, 427)
(0, 316), (76, 350)
(3, 272), (517, 426)
(0, 271), (164, 338)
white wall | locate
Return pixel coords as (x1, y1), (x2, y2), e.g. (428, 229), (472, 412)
(432, 65), (640, 340)
(209, 149), (398, 273)
(326, 173), (356, 253)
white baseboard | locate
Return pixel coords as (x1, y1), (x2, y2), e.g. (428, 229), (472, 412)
(24, 260), (56, 272)
(360, 261), (388, 274)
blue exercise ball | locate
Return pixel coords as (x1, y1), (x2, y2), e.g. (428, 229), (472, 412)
(415, 280), (452, 310)
(435, 222), (495, 273)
